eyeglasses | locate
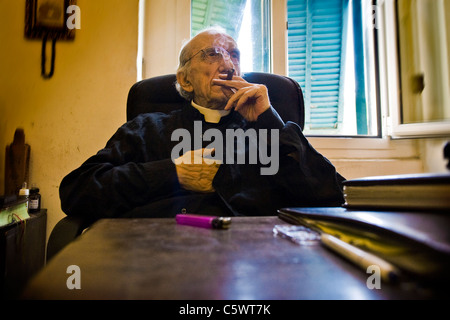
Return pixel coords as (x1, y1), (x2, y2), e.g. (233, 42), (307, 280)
(185, 46), (240, 65)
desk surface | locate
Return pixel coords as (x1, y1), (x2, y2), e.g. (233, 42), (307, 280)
(24, 216), (443, 300)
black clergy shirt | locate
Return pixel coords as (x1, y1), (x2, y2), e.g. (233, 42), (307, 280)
(59, 103), (345, 222)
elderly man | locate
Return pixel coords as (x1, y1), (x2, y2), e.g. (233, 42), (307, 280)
(59, 28), (344, 221)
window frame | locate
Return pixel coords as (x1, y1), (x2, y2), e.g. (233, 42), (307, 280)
(380, 0), (450, 139)
(279, 0), (383, 138)
(270, 0), (421, 156)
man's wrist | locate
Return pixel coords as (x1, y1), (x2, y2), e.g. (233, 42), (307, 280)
(255, 106), (285, 130)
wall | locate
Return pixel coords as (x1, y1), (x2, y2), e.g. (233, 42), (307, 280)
(142, 0), (190, 78)
(0, 0), (139, 240)
(420, 138), (449, 173)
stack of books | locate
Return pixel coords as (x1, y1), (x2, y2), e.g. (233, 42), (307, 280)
(342, 172), (450, 211)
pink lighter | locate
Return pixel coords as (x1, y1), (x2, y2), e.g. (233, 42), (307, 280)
(175, 213), (232, 229)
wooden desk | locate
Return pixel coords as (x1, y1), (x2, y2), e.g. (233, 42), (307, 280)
(23, 216), (442, 300)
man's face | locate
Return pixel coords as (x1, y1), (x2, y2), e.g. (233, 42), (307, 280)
(183, 32), (241, 110)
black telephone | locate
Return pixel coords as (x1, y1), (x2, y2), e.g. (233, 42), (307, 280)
(25, 0), (78, 79)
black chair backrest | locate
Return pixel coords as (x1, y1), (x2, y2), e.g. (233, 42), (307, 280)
(126, 72), (304, 129)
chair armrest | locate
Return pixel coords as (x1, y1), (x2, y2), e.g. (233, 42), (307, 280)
(46, 215), (92, 262)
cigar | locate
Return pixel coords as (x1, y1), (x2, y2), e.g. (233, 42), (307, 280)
(226, 69), (236, 93)
(226, 69), (235, 80)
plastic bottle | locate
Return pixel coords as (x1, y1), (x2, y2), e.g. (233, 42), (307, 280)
(29, 186), (41, 213)
(19, 182), (30, 210)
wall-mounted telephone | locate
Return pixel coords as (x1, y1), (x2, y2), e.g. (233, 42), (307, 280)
(25, 0), (78, 79)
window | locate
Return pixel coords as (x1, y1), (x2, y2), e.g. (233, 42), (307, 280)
(190, 0), (380, 137)
(396, 0), (450, 125)
(287, 0), (379, 136)
(389, 0), (450, 138)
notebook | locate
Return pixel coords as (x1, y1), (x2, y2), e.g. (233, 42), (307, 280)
(278, 207), (450, 283)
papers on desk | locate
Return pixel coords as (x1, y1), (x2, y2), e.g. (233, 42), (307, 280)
(342, 172), (450, 211)
(278, 207), (450, 285)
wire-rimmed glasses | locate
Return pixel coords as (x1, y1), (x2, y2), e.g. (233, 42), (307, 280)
(185, 46), (240, 65)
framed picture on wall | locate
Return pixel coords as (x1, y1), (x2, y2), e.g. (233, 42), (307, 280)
(25, 0), (77, 40)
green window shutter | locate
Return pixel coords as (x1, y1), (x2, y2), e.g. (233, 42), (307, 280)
(288, 0), (348, 131)
(191, 0), (247, 40)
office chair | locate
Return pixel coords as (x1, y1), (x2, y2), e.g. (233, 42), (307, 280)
(46, 72), (305, 261)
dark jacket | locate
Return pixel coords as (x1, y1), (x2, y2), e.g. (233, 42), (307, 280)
(59, 104), (344, 221)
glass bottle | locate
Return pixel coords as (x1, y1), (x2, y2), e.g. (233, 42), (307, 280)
(28, 186), (41, 213)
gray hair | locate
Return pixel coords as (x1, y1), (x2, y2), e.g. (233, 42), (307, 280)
(175, 26), (230, 101)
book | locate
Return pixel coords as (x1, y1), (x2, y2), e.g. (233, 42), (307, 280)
(278, 207), (450, 283)
(0, 195), (30, 228)
(342, 172), (450, 211)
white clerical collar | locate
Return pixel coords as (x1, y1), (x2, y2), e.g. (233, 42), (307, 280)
(191, 101), (230, 124)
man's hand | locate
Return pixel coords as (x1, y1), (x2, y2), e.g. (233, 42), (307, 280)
(174, 148), (221, 193)
(213, 74), (271, 122)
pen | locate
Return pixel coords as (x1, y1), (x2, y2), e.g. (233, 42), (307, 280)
(320, 233), (400, 283)
(175, 213), (231, 229)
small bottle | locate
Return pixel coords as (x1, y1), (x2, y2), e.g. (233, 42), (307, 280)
(19, 182), (30, 210)
(29, 186), (41, 213)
